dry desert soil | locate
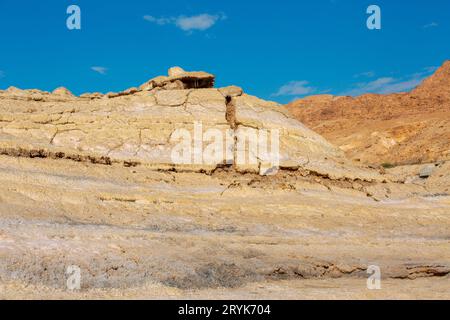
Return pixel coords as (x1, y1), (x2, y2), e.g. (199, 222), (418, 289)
(0, 67), (449, 299)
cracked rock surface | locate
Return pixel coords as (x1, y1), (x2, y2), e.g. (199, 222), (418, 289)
(0, 68), (449, 299)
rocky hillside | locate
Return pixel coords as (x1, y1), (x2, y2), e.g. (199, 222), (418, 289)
(287, 61), (450, 166)
(0, 68), (381, 180)
(0, 68), (449, 299)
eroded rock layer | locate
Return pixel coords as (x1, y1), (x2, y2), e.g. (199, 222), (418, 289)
(0, 70), (380, 181)
(0, 68), (449, 299)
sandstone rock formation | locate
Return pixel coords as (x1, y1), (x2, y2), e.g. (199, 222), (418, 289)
(139, 67), (215, 91)
(0, 68), (381, 181)
(287, 61), (450, 166)
(0, 68), (449, 299)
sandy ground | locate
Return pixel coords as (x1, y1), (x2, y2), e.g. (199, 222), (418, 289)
(0, 156), (449, 299)
(2, 278), (449, 300)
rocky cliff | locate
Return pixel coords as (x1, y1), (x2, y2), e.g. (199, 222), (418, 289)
(287, 61), (450, 166)
(0, 68), (382, 180)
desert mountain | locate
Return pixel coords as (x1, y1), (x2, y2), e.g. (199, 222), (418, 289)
(0, 68), (449, 299)
(287, 61), (450, 166)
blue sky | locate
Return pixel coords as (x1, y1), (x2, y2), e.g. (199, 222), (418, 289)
(0, 0), (449, 103)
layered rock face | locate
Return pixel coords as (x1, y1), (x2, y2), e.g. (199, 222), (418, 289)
(0, 68), (377, 180)
(287, 61), (450, 166)
(0, 68), (449, 299)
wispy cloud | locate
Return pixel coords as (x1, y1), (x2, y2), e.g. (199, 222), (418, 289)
(143, 16), (173, 25)
(342, 77), (417, 96)
(423, 22), (438, 29)
(423, 66), (438, 73)
(177, 14), (226, 31)
(144, 13), (226, 32)
(342, 66), (438, 96)
(353, 71), (375, 78)
(272, 81), (316, 97)
(0, 70), (5, 78)
(91, 66), (108, 75)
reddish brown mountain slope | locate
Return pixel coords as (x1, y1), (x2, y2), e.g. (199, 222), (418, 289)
(287, 61), (450, 166)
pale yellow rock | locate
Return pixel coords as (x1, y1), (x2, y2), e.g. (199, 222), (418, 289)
(219, 85), (243, 98)
(0, 69), (449, 300)
(140, 67), (215, 91)
(168, 66), (186, 77)
(155, 89), (191, 106)
(52, 87), (74, 96)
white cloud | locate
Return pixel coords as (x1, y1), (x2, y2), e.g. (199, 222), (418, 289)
(423, 22), (438, 29)
(91, 66), (108, 75)
(143, 13), (226, 32)
(354, 71), (375, 78)
(176, 14), (224, 31)
(342, 66), (439, 96)
(342, 76), (425, 96)
(423, 66), (438, 73)
(272, 81), (316, 97)
(143, 15), (172, 25)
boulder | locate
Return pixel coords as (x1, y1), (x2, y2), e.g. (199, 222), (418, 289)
(168, 66), (186, 77)
(140, 67), (215, 91)
(52, 87), (74, 97)
(219, 86), (243, 98)
(419, 164), (435, 178)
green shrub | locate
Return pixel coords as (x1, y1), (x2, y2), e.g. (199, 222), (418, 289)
(381, 162), (395, 169)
